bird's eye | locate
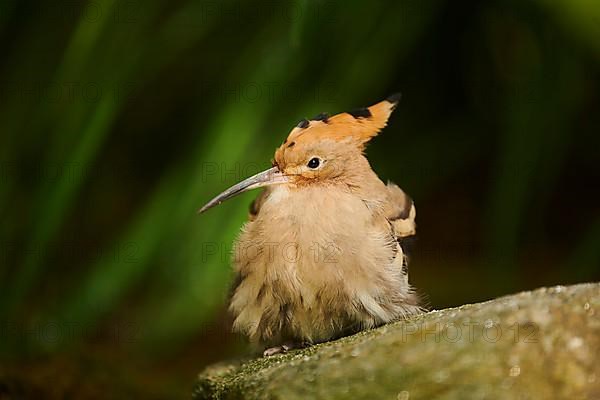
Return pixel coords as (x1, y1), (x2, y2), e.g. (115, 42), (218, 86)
(307, 157), (321, 169)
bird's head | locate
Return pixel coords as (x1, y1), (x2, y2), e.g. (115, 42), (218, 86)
(198, 94), (401, 213)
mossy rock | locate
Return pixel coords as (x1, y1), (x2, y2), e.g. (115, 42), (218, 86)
(194, 283), (600, 400)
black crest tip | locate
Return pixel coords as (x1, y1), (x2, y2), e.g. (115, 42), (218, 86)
(296, 119), (310, 129)
(311, 112), (329, 123)
(348, 107), (372, 119)
(386, 92), (402, 109)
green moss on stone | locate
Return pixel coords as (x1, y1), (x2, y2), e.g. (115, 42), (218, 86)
(194, 283), (600, 400)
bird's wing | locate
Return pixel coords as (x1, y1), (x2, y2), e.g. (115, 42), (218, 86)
(248, 187), (271, 221)
(384, 182), (417, 254)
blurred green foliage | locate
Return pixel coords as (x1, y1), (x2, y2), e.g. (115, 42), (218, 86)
(0, 0), (599, 397)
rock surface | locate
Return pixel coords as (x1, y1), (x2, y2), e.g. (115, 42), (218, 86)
(194, 283), (600, 400)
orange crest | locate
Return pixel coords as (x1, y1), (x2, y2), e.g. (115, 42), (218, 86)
(274, 94), (401, 168)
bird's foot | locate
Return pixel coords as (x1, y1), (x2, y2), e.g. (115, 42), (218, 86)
(263, 342), (306, 357)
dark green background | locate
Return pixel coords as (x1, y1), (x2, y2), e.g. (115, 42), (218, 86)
(1, 0), (598, 398)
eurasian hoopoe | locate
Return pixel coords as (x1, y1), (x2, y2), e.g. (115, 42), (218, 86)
(200, 94), (421, 356)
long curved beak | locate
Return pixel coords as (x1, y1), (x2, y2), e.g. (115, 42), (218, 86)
(198, 166), (289, 214)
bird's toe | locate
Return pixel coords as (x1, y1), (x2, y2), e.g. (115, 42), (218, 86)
(263, 342), (307, 356)
(263, 346), (285, 357)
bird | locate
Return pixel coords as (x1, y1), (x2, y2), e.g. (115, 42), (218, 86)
(199, 94), (422, 356)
